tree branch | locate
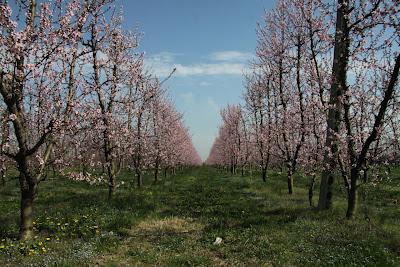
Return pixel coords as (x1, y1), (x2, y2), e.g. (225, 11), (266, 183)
(357, 54), (400, 169)
(26, 121), (53, 156)
(349, 0), (382, 29)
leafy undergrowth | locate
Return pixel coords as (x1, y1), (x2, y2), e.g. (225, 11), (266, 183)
(0, 166), (399, 266)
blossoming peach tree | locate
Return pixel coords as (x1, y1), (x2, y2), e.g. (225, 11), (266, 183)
(0, 0), (202, 240)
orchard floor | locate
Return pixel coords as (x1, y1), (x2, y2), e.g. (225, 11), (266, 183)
(0, 166), (399, 266)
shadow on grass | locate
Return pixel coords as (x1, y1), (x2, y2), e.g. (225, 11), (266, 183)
(1, 166), (399, 267)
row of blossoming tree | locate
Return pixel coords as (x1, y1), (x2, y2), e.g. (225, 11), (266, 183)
(0, 0), (201, 240)
(206, 0), (399, 218)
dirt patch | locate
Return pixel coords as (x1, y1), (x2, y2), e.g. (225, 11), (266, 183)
(134, 216), (204, 235)
(93, 217), (206, 266)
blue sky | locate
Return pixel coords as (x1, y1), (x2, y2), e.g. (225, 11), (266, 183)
(118, 0), (275, 160)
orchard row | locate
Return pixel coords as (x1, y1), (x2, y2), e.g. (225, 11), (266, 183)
(206, 0), (399, 218)
(0, 0), (201, 240)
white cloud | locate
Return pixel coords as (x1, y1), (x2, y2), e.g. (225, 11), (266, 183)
(174, 62), (245, 76)
(199, 81), (211, 86)
(146, 51), (179, 64)
(144, 52), (179, 77)
(210, 51), (253, 62)
(145, 51), (250, 78)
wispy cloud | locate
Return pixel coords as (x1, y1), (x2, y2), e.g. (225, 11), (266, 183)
(175, 62), (244, 76)
(146, 51), (179, 64)
(199, 81), (211, 87)
(210, 51), (252, 62)
(145, 51), (252, 77)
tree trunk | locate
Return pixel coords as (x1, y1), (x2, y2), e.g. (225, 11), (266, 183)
(318, 0), (349, 210)
(52, 164), (56, 177)
(261, 166), (267, 182)
(107, 164), (115, 198)
(346, 169), (358, 218)
(287, 170), (293, 195)
(108, 173), (115, 199)
(82, 162), (88, 176)
(286, 161), (294, 194)
(154, 166), (159, 182)
(308, 174), (316, 207)
(137, 171), (142, 188)
(318, 169), (335, 209)
(19, 174), (36, 240)
(1, 169), (5, 186)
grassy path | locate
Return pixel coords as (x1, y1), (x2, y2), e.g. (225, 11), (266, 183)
(0, 167), (399, 266)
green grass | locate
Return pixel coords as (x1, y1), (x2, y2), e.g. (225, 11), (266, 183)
(0, 166), (399, 266)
